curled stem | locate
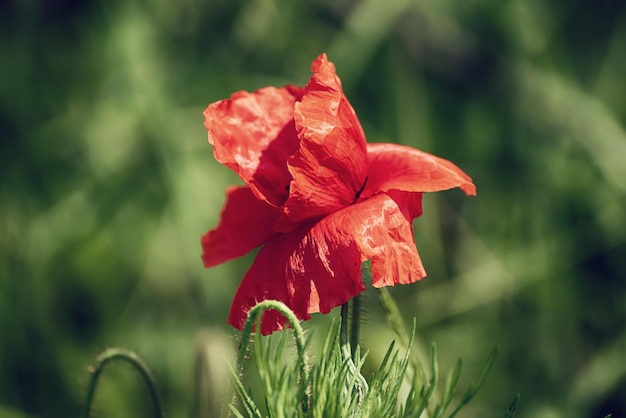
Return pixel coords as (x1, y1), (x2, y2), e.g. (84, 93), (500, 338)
(80, 347), (163, 418)
(235, 300), (310, 413)
(238, 300), (308, 381)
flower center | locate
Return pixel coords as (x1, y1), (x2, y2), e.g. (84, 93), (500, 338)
(354, 177), (368, 203)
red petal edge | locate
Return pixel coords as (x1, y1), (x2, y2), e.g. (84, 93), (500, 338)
(227, 191), (425, 335)
(204, 86), (304, 207)
(201, 186), (281, 268)
(361, 143), (476, 200)
(274, 53), (369, 231)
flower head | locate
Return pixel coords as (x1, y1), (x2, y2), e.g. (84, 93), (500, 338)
(202, 54), (475, 335)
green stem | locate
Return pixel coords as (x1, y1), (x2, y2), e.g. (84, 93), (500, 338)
(377, 287), (409, 346)
(80, 347), (163, 418)
(340, 302), (350, 357)
(340, 299), (368, 406)
(377, 287), (430, 396)
(234, 300), (310, 414)
(350, 294), (361, 358)
(237, 300), (308, 382)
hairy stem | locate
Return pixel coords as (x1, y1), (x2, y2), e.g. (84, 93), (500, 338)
(235, 300), (310, 414)
(81, 347), (163, 418)
(340, 299), (368, 407)
(350, 294), (361, 358)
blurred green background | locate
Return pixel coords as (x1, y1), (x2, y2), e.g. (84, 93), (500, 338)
(1, 0), (625, 417)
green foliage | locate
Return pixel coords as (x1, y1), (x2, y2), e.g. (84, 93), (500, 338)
(229, 302), (497, 418)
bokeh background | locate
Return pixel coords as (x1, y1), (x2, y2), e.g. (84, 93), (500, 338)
(2, 0), (625, 417)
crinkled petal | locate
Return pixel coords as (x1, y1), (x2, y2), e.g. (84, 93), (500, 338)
(227, 192), (425, 334)
(201, 186), (281, 268)
(360, 143), (476, 200)
(274, 54), (368, 231)
(227, 224), (365, 335)
(227, 230), (301, 335)
(204, 86), (304, 207)
(346, 191), (426, 287)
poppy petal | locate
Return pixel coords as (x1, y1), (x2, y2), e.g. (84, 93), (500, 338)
(227, 192), (425, 335)
(274, 54), (368, 231)
(226, 227), (317, 335)
(338, 191), (426, 288)
(227, 223), (366, 335)
(201, 186), (281, 268)
(361, 143), (476, 199)
(204, 86), (304, 207)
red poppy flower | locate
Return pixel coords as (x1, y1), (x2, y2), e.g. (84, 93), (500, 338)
(201, 53), (476, 335)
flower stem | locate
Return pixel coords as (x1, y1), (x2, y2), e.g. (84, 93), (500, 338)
(80, 347), (163, 418)
(235, 300), (310, 415)
(350, 294), (361, 358)
(238, 300), (308, 381)
(340, 298), (368, 406)
(340, 301), (350, 355)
